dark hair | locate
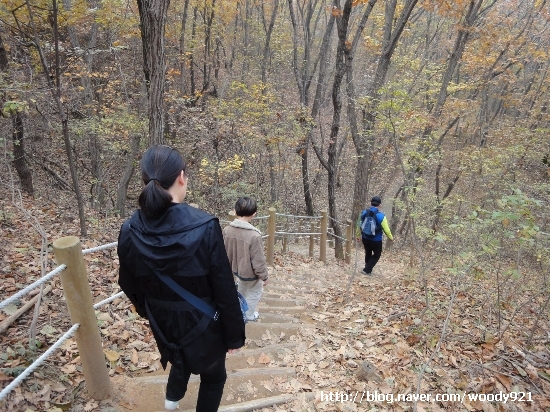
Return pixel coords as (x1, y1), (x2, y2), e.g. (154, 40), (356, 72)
(138, 145), (186, 218)
(371, 196), (382, 206)
(235, 197), (257, 217)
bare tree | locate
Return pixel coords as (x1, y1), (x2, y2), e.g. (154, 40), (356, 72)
(21, 0), (87, 235)
(349, 0), (419, 225)
(288, 0), (335, 216)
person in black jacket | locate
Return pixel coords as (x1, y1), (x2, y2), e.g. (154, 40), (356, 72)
(117, 145), (245, 412)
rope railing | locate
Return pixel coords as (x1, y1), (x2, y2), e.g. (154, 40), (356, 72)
(0, 264), (66, 310)
(274, 231), (322, 236)
(0, 289), (126, 402)
(0, 242), (120, 311)
(82, 241), (118, 255)
(327, 215), (349, 227)
(93, 291), (126, 309)
(329, 232), (347, 242)
(253, 215), (270, 220)
(0, 323), (80, 402)
(276, 213), (321, 219)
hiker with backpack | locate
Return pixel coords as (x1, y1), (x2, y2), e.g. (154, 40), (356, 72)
(358, 196), (394, 275)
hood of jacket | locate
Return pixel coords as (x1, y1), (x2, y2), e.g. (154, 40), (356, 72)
(229, 218), (261, 234)
(125, 203), (216, 275)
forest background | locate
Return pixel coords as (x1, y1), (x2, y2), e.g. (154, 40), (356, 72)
(1, 0), (550, 409)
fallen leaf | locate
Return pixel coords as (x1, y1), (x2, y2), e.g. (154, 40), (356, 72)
(2, 304), (18, 316)
(495, 373), (511, 391)
(118, 401), (135, 410)
(319, 361), (330, 369)
(258, 353), (271, 364)
(262, 381), (275, 392)
(0, 372), (11, 381)
(406, 334), (421, 346)
(61, 364), (76, 374)
(104, 350), (120, 362)
(84, 400), (98, 411)
(247, 357), (255, 365)
(524, 364), (539, 381)
(40, 325), (58, 337)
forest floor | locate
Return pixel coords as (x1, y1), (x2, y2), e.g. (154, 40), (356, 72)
(0, 195), (549, 411)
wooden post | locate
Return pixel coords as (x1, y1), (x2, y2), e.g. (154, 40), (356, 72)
(282, 218), (288, 253)
(52, 236), (112, 400)
(227, 210), (236, 222)
(320, 210), (327, 263)
(345, 219), (352, 264)
(309, 222), (315, 258)
(267, 208), (276, 266)
(296, 219), (303, 243)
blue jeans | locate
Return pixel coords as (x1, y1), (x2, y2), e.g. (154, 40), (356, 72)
(166, 355), (227, 412)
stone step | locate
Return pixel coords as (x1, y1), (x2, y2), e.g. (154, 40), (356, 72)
(182, 393), (316, 412)
(256, 305), (307, 314)
(265, 285), (314, 293)
(276, 277), (330, 286)
(244, 322), (315, 340)
(261, 297), (305, 307)
(135, 366), (295, 385)
(253, 312), (301, 323)
(261, 291), (300, 299)
(226, 342), (298, 370)
(126, 367), (297, 411)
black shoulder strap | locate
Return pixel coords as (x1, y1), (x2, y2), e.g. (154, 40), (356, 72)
(154, 272), (219, 320)
(145, 299), (212, 348)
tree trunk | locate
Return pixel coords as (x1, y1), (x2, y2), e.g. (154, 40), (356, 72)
(12, 113), (34, 196)
(241, 0), (251, 80)
(116, 134), (141, 217)
(325, 0), (355, 259)
(179, 0), (190, 94)
(0, 34), (34, 196)
(202, 0), (216, 94)
(136, 0), (171, 145)
(190, 6), (198, 98)
(261, 0), (280, 204)
(0, 34), (9, 71)
(89, 133), (104, 209)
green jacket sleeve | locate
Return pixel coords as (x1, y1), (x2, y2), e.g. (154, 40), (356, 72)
(380, 216), (394, 240)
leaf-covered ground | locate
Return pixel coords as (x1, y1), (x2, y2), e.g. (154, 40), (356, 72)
(1, 195), (549, 411)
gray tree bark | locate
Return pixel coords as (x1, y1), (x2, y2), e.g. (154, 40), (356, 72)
(136, 0), (171, 145)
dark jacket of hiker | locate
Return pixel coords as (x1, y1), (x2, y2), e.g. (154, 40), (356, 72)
(118, 203), (245, 373)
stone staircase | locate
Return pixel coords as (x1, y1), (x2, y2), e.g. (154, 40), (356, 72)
(112, 258), (344, 412)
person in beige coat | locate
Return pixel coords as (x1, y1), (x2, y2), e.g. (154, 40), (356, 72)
(223, 197), (268, 321)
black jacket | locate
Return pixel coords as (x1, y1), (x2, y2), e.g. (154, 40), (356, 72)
(117, 203), (245, 373)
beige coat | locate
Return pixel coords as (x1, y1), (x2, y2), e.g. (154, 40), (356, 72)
(223, 219), (268, 281)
